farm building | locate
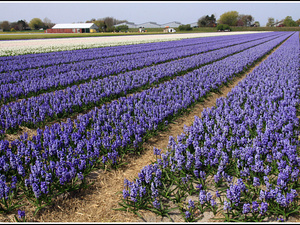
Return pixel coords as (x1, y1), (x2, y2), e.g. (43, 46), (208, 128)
(45, 23), (99, 33)
(137, 22), (162, 28)
(189, 22), (199, 28)
(115, 22), (137, 29)
(163, 27), (176, 33)
(273, 20), (284, 27)
(161, 21), (182, 28)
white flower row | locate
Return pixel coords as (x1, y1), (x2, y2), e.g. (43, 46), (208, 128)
(0, 31), (270, 57)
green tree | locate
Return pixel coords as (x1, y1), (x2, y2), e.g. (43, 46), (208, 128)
(29, 18), (44, 30)
(115, 25), (128, 32)
(94, 20), (105, 32)
(266, 17), (275, 27)
(254, 21), (260, 27)
(17, 20), (27, 31)
(218, 11), (239, 26)
(178, 24), (193, 31)
(217, 24), (231, 31)
(283, 16), (297, 27)
(198, 14), (216, 27)
(296, 18), (300, 26)
(86, 18), (96, 23)
(91, 17), (127, 32)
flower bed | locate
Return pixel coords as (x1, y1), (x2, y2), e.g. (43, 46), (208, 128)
(0, 33), (253, 72)
(0, 32), (290, 136)
(0, 32), (293, 215)
(119, 32), (300, 222)
(0, 32), (283, 104)
(0, 31), (267, 57)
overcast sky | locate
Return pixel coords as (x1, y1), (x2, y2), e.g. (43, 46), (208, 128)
(1, 1), (300, 27)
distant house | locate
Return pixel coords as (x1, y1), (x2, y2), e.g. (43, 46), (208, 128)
(250, 21), (260, 27)
(45, 23), (99, 33)
(269, 20), (284, 27)
(137, 22), (162, 28)
(274, 20), (284, 27)
(163, 27), (176, 33)
(188, 22), (199, 28)
(161, 21), (182, 28)
(115, 22), (137, 29)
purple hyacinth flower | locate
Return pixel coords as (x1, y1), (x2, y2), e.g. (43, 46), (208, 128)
(122, 189), (129, 199)
(199, 190), (206, 205)
(253, 177), (260, 187)
(223, 201), (231, 211)
(259, 202), (268, 215)
(211, 199), (217, 207)
(252, 201), (259, 212)
(18, 210), (25, 219)
(153, 198), (160, 209)
(188, 199), (195, 209)
(242, 203), (251, 214)
(153, 147), (161, 156)
(185, 210), (191, 219)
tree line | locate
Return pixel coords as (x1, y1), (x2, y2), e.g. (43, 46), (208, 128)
(266, 16), (300, 27)
(0, 17), (54, 31)
(0, 17), (128, 32)
(1, 12), (299, 32)
(197, 11), (300, 28)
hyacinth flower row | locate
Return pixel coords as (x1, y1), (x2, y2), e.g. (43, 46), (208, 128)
(0, 34), (285, 105)
(0, 33), (245, 73)
(0, 33), (228, 66)
(0, 32), (279, 86)
(120, 32), (300, 222)
(1, 36), (211, 58)
(0, 32), (276, 73)
(0, 32), (291, 137)
(0, 33), (264, 86)
(0, 32), (294, 213)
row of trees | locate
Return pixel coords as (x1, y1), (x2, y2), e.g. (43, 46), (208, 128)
(0, 17), (54, 31)
(86, 17), (128, 32)
(198, 11), (300, 28)
(0, 20), (28, 31)
(266, 16), (300, 27)
(197, 12), (258, 28)
(0, 16), (127, 32)
(197, 14), (217, 27)
(1, 13), (300, 32)
(215, 11), (259, 27)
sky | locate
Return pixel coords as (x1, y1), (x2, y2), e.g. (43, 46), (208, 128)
(1, 1), (300, 27)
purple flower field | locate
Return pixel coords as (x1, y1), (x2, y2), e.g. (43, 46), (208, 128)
(0, 31), (298, 222)
(120, 31), (300, 222)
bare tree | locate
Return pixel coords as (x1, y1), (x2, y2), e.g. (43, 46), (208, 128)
(43, 17), (54, 29)
(1, 21), (11, 31)
(104, 17), (114, 29)
(237, 14), (254, 26)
